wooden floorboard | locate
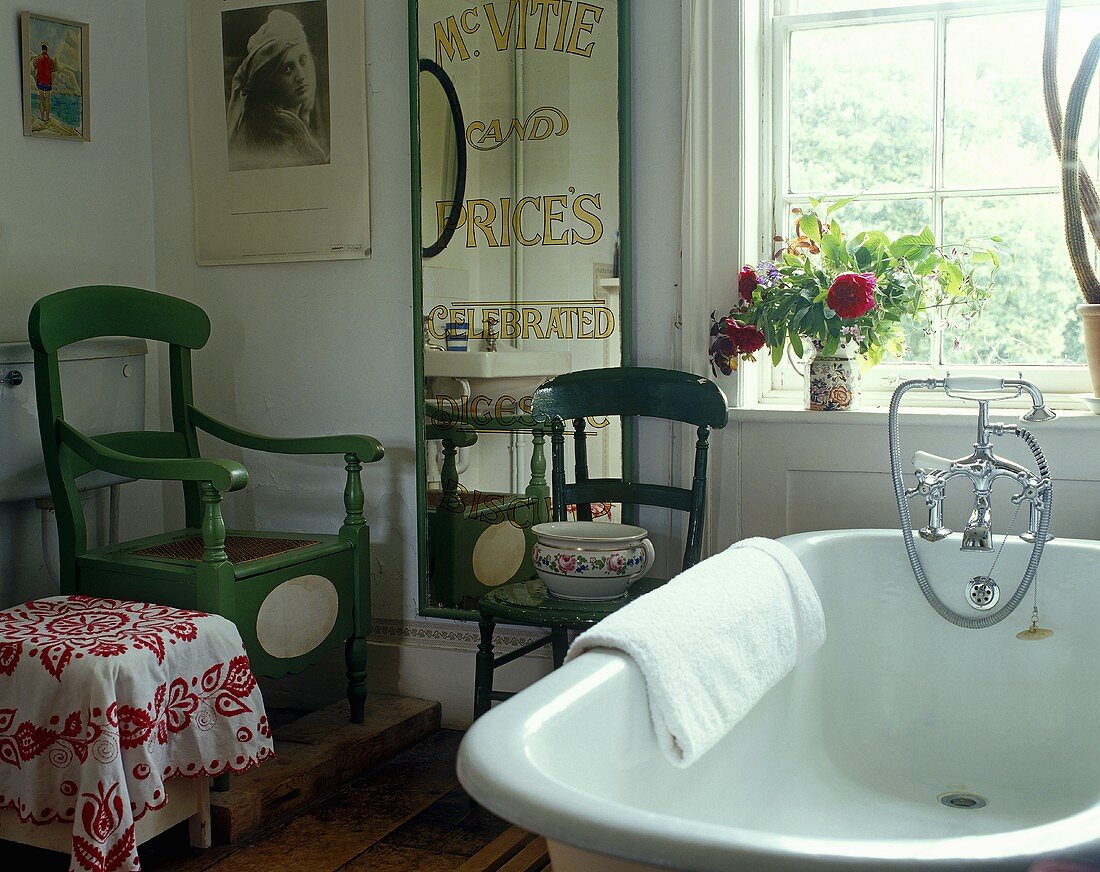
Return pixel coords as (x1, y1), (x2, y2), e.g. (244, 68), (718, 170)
(1, 728), (547, 872)
(456, 827), (551, 872)
(209, 694), (441, 844)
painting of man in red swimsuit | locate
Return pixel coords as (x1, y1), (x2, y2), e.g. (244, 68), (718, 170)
(32, 43), (57, 122)
(20, 12), (89, 141)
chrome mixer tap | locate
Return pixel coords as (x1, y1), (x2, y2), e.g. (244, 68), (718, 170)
(889, 375), (1056, 628)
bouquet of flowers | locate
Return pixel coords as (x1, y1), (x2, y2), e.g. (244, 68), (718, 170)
(709, 200), (1005, 376)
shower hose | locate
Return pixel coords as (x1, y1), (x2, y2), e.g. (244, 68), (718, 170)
(888, 379), (1052, 628)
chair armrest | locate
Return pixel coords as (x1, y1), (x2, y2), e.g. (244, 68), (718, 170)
(58, 421), (248, 492)
(188, 406), (384, 462)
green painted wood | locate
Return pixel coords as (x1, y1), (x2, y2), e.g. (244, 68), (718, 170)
(29, 285), (211, 353)
(532, 367), (729, 428)
(479, 577), (665, 629)
(563, 480), (694, 513)
(29, 285), (384, 721)
(33, 348), (86, 578)
(59, 421), (248, 492)
(169, 344), (204, 528)
(80, 529), (350, 580)
(189, 405), (384, 461)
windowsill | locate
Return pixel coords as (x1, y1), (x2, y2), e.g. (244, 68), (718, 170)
(729, 400), (1100, 428)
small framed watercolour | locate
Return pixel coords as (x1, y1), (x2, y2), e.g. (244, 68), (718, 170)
(20, 11), (90, 141)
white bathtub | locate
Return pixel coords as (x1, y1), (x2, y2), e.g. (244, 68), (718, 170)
(457, 529), (1100, 871)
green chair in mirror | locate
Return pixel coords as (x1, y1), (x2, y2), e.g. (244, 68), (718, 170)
(424, 402), (551, 610)
(29, 285), (383, 723)
(472, 366), (729, 719)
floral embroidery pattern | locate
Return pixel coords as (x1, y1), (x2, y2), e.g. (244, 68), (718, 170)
(0, 597), (203, 681)
(0, 596), (273, 872)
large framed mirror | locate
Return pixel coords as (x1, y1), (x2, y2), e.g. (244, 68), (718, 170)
(409, 0), (632, 619)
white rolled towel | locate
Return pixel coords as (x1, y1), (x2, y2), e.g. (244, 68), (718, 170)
(565, 537), (826, 767)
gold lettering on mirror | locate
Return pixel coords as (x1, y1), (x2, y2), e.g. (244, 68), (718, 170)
(417, 0), (623, 614)
(467, 106), (569, 151)
(434, 189), (603, 247)
(434, 2), (606, 64)
(427, 303), (615, 340)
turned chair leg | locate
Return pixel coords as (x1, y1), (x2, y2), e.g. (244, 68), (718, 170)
(346, 635), (367, 724)
(474, 617), (496, 720)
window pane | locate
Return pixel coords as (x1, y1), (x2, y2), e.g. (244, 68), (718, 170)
(942, 194), (1087, 366)
(838, 199), (935, 363)
(788, 22), (935, 193)
(788, 0), (939, 12)
(829, 198), (933, 237)
(944, 10), (1100, 190)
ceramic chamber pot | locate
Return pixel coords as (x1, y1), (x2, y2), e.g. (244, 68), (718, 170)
(531, 521), (655, 601)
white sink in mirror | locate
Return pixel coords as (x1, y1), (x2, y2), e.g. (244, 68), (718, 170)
(425, 349), (571, 407)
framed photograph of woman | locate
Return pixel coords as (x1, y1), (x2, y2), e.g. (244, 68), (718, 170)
(186, 0), (371, 265)
(20, 12), (90, 141)
(222, 3), (330, 171)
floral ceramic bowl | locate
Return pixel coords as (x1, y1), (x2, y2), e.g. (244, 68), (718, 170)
(530, 521), (655, 601)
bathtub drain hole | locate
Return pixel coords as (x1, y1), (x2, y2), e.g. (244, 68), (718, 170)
(939, 792), (987, 809)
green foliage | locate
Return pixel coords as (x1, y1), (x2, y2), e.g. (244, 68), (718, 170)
(736, 203), (1004, 368)
(782, 9), (1100, 366)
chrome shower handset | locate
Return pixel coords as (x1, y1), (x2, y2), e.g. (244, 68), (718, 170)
(942, 373), (1057, 424)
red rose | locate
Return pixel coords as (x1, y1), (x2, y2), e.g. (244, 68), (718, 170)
(735, 324), (766, 353)
(827, 272), (876, 319)
(738, 266), (758, 303)
(724, 320), (766, 354)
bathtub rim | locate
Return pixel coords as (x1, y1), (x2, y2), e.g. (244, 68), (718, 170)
(456, 528), (1100, 871)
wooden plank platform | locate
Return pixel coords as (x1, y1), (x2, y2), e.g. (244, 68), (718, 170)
(0, 729), (545, 871)
(457, 827), (551, 872)
(210, 693), (441, 844)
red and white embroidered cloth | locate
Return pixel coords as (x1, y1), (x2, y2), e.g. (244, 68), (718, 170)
(0, 596), (274, 871)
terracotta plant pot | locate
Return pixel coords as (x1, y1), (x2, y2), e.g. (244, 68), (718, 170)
(1078, 304), (1100, 397)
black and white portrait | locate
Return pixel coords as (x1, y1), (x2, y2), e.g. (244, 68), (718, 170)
(221, 1), (330, 171)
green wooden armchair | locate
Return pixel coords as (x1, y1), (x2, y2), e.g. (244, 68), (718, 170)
(424, 402), (551, 610)
(29, 285), (383, 723)
(472, 367), (729, 718)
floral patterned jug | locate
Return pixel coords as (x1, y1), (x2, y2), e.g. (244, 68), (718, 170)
(805, 340), (861, 411)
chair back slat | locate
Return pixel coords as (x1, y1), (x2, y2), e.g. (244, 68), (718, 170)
(563, 480), (694, 514)
(29, 285), (211, 354)
(532, 367), (728, 428)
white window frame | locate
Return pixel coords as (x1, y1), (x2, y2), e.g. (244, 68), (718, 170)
(750, 0), (1096, 409)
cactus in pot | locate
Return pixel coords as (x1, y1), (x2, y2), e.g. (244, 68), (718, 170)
(1046, 0), (1100, 396)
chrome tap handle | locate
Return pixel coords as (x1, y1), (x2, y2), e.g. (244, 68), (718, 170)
(917, 479), (951, 542)
(1020, 483), (1054, 544)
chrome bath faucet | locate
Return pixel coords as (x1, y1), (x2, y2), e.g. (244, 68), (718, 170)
(908, 377), (1056, 552)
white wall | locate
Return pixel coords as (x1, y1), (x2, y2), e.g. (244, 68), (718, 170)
(0, 0), (683, 726)
(141, 0), (683, 725)
(0, 1), (163, 604)
(710, 408), (1100, 552)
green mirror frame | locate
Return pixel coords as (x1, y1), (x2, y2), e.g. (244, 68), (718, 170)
(408, 0), (634, 620)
